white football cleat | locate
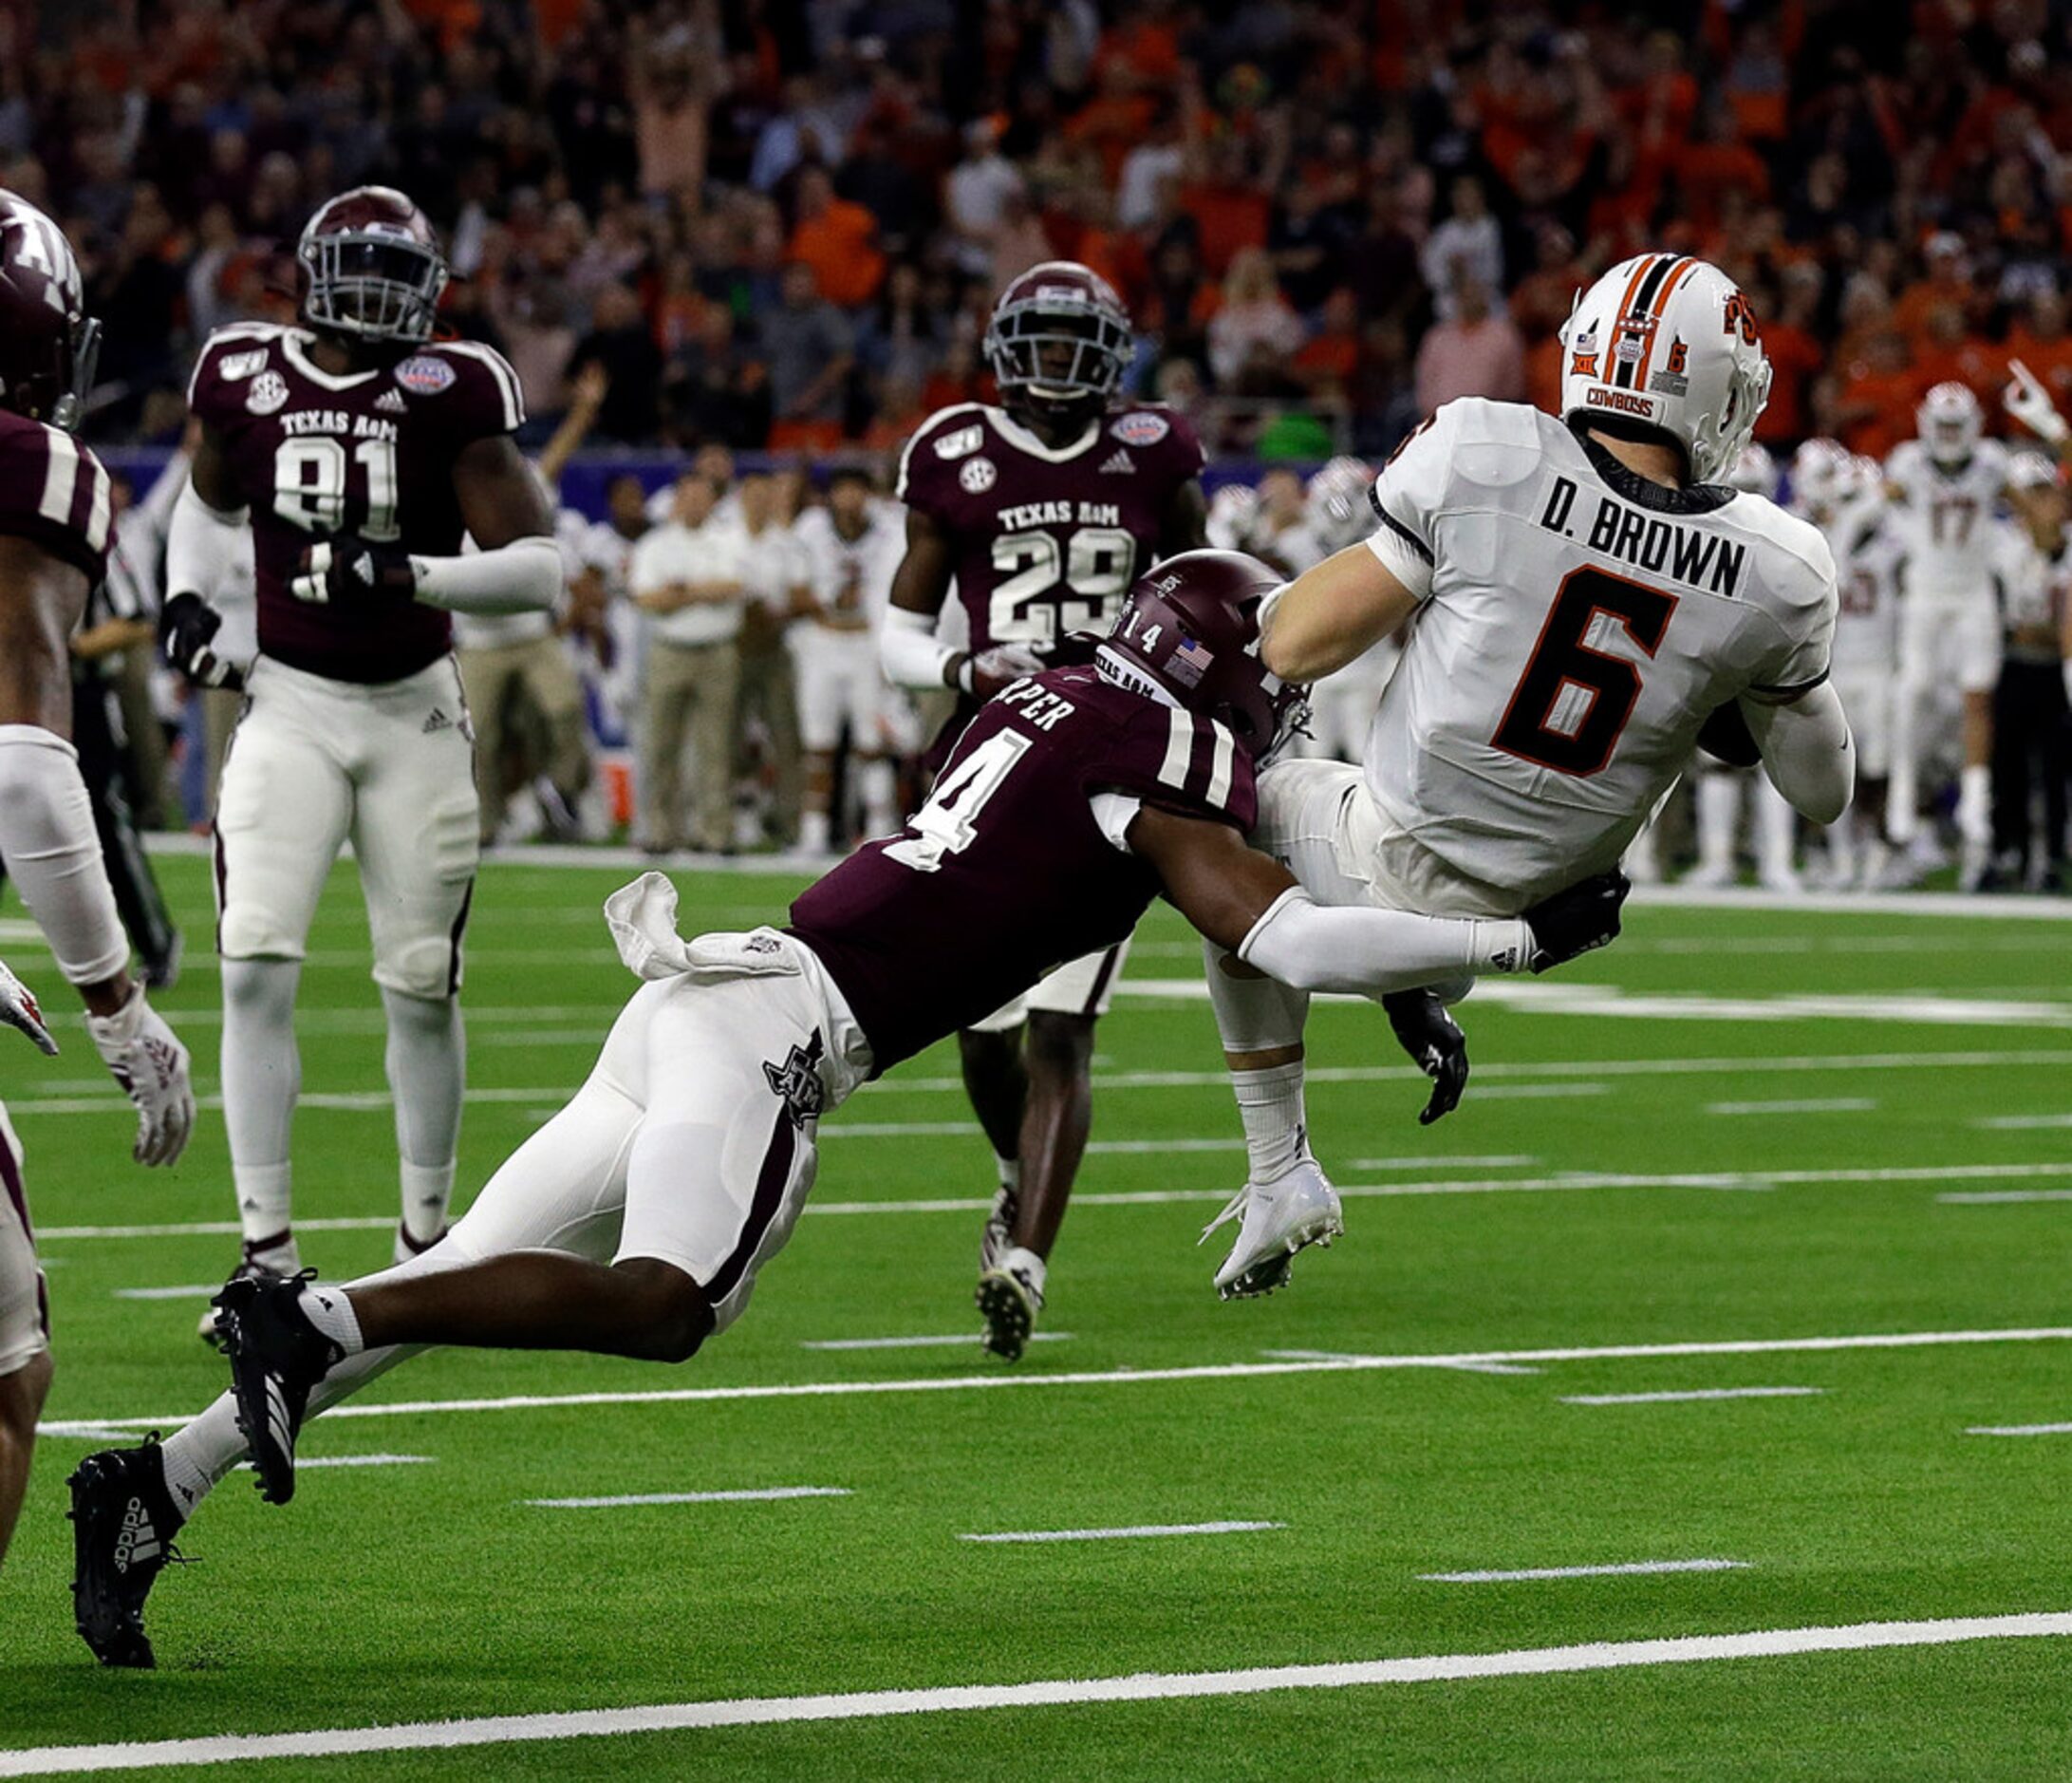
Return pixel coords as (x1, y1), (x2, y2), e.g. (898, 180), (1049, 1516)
(977, 1246), (1046, 1361)
(1201, 1159), (1343, 1301)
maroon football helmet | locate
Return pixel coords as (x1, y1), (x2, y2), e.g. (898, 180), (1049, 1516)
(0, 192), (100, 432)
(298, 186), (449, 346)
(983, 260), (1134, 421)
(1101, 550), (1307, 761)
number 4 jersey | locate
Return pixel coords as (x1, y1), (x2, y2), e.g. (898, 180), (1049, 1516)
(187, 322), (526, 684)
(895, 402), (1204, 650)
(1362, 398), (1838, 902)
(786, 665), (1252, 1072)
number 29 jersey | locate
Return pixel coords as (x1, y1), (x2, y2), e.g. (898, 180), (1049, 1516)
(1362, 398), (1838, 905)
(187, 322), (526, 685)
(895, 402), (1203, 650)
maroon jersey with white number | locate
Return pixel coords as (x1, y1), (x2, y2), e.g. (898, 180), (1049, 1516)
(187, 322), (525, 684)
(787, 664), (1252, 1071)
(0, 410), (112, 585)
(895, 402), (1203, 650)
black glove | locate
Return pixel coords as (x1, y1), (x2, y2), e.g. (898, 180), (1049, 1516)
(1696, 699), (1762, 766)
(1521, 869), (1630, 972)
(1383, 988), (1468, 1126)
(291, 535), (417, 606)
(157, 591), (242, 690)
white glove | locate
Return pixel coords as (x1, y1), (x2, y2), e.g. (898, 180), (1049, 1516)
(85, 984), (195, 1167)
(961, 645), (1047, 696)
(0, 958), (56, 1056)
(2005, 359), (2069, 446)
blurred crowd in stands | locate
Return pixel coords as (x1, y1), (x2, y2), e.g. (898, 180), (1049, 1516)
(17, 0), (2072, 460)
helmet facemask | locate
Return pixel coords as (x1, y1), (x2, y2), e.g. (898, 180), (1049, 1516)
(986, 300), (1131, 422)
(303, 231), (448, 346)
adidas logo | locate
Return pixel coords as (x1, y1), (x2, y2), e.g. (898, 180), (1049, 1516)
(375, 388), (408, 414)
(115, 1496), (160, 1573)
(1098, 448), (1136, 475)
(422, 707), (453, 734)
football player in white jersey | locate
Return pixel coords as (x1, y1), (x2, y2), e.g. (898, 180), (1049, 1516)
(1198, 253), (1853, 1297)
(795, 468), (906, 853)
(1883, 384), (2008, 883)
(1797, 443), (1904, 887)
(1683, 443), (1802, 891)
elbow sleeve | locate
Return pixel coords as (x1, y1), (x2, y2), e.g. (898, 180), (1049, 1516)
(413, 535), (564, 615)
(0, 726), (128, 984)
(165, 479), (249, 603)
(880, 606), (955, 689)
(1236, 887), (1530, 998)
(1746, 684), (1856, 825)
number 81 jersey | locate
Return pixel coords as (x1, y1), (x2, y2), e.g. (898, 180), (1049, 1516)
(1362, 397), (1838, 905)
(895, 401), (1204, 649)
(187, 322), (526, 684)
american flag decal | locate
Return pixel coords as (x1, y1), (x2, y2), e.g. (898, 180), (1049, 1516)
(1167, 636), (1214, 688)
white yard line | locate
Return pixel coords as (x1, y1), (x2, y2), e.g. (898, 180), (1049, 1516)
(1348, 1154), (1539, 1171)
(36, 1325), (2072, 1438)
(1560, 1387), (1825, 1406)
(1975, 1114), (2072, 1130)
(7, 1613), (2069, 1775)
(800, 1333), (1073, 1351)
(1421, 1559), (1747, 1584)
(1968, 1422), (2072, 1436)
(243, 1455), (432, 1472)
(41, 1159), (2072, 1244)
(1939, 1190), (2072, 1205)
(111, 1285), (222, 1301)
(1705, 1098), (1876, 1117)
(960, 1521), (1280, 1544)
(528, 1487), (850, 1508)
(1260, 1348), (1542, 1376)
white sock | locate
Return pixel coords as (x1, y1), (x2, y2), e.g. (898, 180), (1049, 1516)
(220, 958), (302, 1245)
(1696, 775), (1740, 875)
(859, 759), (896, 836)
(1232, 1060), (1312, 1182)
(383, 989), (463, 1246)
(997, 1155), (1021, 1194)
(246, 1230), (300, 1274)
(299, 1283), (364, 1354)
(159, 1397), (242, 1517)
(1958, 763), (1992, 844)
(1001, 1244), (1047, 1303)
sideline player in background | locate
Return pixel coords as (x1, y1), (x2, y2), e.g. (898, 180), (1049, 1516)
(879, 262), (1206, 1357)
(0, 193), (194, 1569)
(1199, 253), (1853, 1297)
(69, 550), (1625, 1662)
(793, 465), (905, 853)
(159, 186), (559, 1323)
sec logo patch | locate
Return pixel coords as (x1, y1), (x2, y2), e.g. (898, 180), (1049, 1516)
(1111, 411), (1170, 446)
(396, 355), (457, 396)
(246, 370), (289, 416)
(959, 456), (998, 494)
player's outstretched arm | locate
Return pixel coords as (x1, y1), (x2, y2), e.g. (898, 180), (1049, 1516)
(0, 535), (194, 1163)
(1258, 542), (1422, 683)
(880, 507), (1041, 697)
(1130, 805), (1628, 994)
(1742, 682), (1856, 824)
(161, 424), (248, 690)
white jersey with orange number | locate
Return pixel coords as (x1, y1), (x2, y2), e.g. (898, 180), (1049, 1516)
(1357, 398), (1838, 905)
(1883, 438), (2007, 602)
(1824, 491), (1903, 683)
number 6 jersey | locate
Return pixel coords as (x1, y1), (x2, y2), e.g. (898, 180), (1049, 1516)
(895, 401), (1204, 651)
(1361, 397), (1838, 902)
(187, 322), (525, 684)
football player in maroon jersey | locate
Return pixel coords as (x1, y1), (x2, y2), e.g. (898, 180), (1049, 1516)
(0, 192), (195, 1575)
(880, 261), (1210, 1358)
(157, 187), (561, 1330)
(70, 550), (1625, 1662)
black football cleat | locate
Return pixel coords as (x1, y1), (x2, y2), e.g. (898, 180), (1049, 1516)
(67, 1438), (184, 1668)
(213, 1270), (343, 1506)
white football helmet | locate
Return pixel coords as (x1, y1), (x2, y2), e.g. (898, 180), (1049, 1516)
(1787, 437), (1852, 517)
(1559, 253), (1771, 483)
(1205, 481), (1263, 553)
(1306, 455), (1375, 553)
(1916, 381), (1983, 466)
(1722, 442), (1776, 497)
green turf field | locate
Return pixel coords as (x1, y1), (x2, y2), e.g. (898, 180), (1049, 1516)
(5, 852), (2072, 1778)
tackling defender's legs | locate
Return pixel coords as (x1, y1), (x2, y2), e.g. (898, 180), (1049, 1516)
(0, 1347), (51, 1567)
